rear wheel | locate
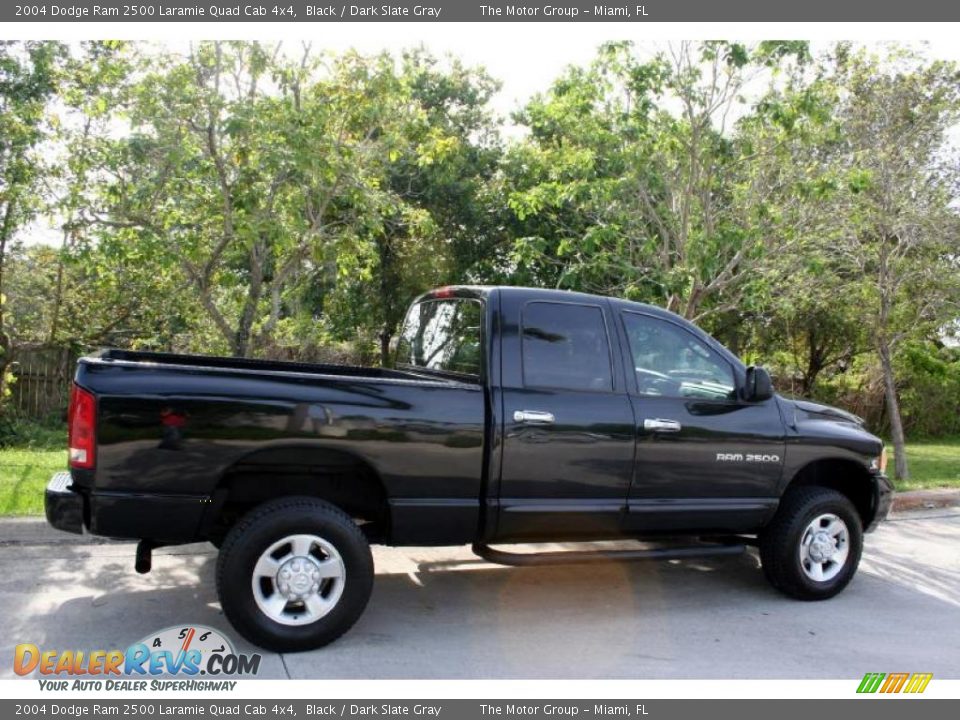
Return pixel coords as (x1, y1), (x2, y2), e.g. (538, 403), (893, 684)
(759, 487), (863, 600)
(216, 497), (373, 652)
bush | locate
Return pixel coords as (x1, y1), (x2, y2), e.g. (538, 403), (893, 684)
(896, 342), (960, 439)
(0, 411), (66, 450)
(797, 341), (960, 441)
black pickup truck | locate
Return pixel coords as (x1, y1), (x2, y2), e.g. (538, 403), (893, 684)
(46, 286), (893, 651)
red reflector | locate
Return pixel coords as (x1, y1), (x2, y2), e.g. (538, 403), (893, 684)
(432, 286), (456, 299)
(68, 384), (96, 470)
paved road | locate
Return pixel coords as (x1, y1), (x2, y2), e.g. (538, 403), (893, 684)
(2, 511), (958, 679)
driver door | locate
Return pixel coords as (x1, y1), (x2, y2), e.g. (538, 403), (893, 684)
(619, 310), (785, 533)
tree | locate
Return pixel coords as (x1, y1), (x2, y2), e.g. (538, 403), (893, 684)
(506, 40), (809, 323)
(0, 41), (63, 401)
(822, 48), (960, 480)
(327, 49), (503, 364)
(732, 58), (871, 394)
(99, 43), (414, 357)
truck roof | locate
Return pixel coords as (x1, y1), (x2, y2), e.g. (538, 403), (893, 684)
(419, 284), (681, 322)
(417, 284), (742, 372)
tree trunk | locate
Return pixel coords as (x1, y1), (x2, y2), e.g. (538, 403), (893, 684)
(233, 240), (266, 357)
(379, 329), (392, 368)
(0, 199), (16, 404)
(802, 327), (825, 397)
(878, 340), (909, 481)
(49, 229), (69, 343)
(377, 234), (396, 368)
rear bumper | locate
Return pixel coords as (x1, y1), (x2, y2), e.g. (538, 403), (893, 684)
(45, 472), (210, 542)
(45, 472), (84, 535)
(867, 472), (894, 533)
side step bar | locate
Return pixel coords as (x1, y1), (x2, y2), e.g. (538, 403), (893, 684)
(472, 541), (745, 567)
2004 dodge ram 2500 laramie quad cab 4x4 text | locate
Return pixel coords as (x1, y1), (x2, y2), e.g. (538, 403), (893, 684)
(46, 286), (893, 651)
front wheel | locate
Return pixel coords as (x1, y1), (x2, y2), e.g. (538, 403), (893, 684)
(216, 497), (374, 652)
(759, 487), (863, 600)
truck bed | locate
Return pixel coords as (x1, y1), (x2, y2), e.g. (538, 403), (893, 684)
(71, 348), (488, 546)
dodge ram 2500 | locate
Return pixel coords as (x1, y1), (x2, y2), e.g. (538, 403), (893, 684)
(46, 286), (893, 651)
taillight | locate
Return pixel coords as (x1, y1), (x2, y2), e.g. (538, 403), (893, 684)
(68, 384), (96, 470)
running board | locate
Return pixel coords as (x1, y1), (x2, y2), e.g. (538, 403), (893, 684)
(472, 541), (745, 567)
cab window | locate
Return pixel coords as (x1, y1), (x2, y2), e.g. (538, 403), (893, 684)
(621, 312), (735, 400)
(522, 302), (613, 392)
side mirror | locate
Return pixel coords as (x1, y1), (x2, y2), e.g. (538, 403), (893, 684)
(743, 366), (774, 402)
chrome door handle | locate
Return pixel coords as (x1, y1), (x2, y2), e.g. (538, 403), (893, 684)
(644, 418), (682, 433)
(513, 410), (556, 425)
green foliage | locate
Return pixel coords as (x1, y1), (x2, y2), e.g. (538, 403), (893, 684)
(0, 412), (65, 449)
(75, 42), (505, 362)
(1, 39), (959, 457)
(897, 343), (960, 438)
(0, 41), (68, 404)
(504, 41), (813, 321)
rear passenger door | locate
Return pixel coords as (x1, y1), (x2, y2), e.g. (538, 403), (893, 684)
(495, 295), (636, 542)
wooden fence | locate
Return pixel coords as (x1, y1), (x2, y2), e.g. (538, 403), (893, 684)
(8, 346), (79, 419)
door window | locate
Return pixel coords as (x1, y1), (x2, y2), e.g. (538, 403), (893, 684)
(522, 302), (613, 392)
(621, 313), (735, 400)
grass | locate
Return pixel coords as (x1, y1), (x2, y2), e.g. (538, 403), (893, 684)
(0, 418), (67, 516)
(893, 438), (960, 491)
(0, 447), (67, 515)
(0, 420), (957, 516)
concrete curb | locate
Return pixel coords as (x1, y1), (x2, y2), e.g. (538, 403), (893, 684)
(891, 489), (960, 513)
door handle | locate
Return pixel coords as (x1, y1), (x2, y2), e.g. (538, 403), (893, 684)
(513, 410), (556, 425)
(644, 418), (682, 433)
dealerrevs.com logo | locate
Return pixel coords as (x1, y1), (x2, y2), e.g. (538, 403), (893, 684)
(14, 625), (260, 691)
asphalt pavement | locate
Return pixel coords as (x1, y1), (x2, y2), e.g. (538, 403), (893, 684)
(1, 510), (958, 679)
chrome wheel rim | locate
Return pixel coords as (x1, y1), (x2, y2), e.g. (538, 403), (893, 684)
(799, 513), (849, 582)
(251, 534), (345, 626)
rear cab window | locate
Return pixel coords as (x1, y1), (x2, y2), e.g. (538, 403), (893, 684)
(396, 298), (484, 380)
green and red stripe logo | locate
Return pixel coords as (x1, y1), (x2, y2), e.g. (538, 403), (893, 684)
(857, 672), (933, 694)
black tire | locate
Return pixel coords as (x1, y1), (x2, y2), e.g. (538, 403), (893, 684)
(759, 486), (863, 600)
(216, 497), (373, 652)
